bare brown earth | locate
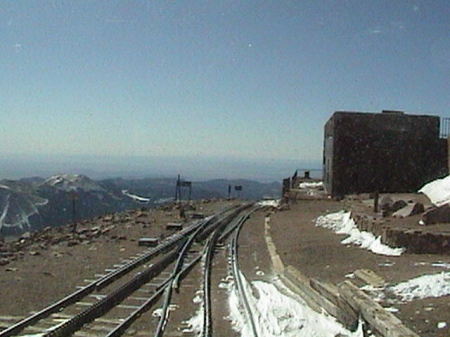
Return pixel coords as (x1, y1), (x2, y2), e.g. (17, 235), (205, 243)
(2, 196), (450, 337)
(269, 199), (450, 337)
(0, 199), (236, 318)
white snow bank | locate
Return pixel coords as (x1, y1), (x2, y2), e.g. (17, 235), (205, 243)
(388, 272), (450, 302)
(182, 290), (204, 335)
(121, 190), (151, 203)
(228, 272), (362, 337)
(299, 181), (323, 189)
(419, 175), (450, 206)
(257, 199), (280, 207)
(316, 211), (405, 256)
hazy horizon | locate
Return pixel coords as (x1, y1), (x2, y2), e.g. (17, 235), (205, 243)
(1, 153), (322, 182)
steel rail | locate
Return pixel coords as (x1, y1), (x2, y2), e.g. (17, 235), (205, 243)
(200, 205), (252, 337)
(104, 253), (202, 337)
(0, 205), (238, 337)
(217, 206), (258, 243)
(153, 205), (251, 337)
(43, 242), (186, 337)
(230, 209), (259, 337)
(154, 224), (206, 337)
(106, 216), (216, 337)
(0, 222), (202, 337)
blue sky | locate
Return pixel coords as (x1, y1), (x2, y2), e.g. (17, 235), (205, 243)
(1, 1), (450, 178)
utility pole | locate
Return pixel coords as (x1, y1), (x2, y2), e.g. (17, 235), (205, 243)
(188, 183), (192, 201)
(174, 174), (181, 202)
(174, 175), (192, 202)
(69, 190), (79, 233)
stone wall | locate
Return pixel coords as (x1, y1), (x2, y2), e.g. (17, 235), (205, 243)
(352, 213), (450, 255)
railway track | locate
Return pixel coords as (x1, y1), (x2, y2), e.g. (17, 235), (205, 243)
(229, 210), (260, 337)
(0, 203), (258, 337)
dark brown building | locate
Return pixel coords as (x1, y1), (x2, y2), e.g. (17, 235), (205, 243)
(323, 110), (448, 197)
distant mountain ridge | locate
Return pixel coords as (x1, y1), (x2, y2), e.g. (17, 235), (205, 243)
(0, 174), (281, 236)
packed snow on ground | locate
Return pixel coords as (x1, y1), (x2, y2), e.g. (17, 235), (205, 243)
(316, 211), (405, 256)
(419, 175), (450, 206)
(121, 190), (151, 203)
(227, 272), (363, 337)
(299, 181), (323, 189)
(387, 272), (450, 302)
(182, 290), (204, 335)
(257, 199), (280, 207)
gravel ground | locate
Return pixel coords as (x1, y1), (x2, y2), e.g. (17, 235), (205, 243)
(0, 200), (236, 317)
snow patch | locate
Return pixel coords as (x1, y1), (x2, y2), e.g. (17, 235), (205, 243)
(384, 307), (399, 313)
(299, 181), (323, 189)
(218, 282), (228, 289)
(182, 290), (204, 335)
(0, 197), (10, 225)
(431, 262), (450, 269)
(316, 211), (405, 256)
(121, 190), (151, 203)
(257, 199), (280, 207)
(43, 174), (104, 192)
(182, 306), (203, 334)
(419, 175), (450, 206)
(388, 272), (450, 302)
(438, 322), (447, 329)
(152, 308), (163, 317)
(227, 272), (363, 337)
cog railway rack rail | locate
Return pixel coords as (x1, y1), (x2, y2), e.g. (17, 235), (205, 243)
(0, 203), (259, 337)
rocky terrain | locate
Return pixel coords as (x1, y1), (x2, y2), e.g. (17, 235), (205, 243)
(0, 174), (280, 237)
(0, 198), (222, 268)
(0, 198), (235, 319)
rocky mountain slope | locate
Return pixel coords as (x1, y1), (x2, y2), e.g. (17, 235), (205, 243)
(0, 175), (280, 236)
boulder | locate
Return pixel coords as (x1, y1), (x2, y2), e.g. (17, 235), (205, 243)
(391, 200), (408, 212)
(393, 202), (425, 218)
(422, 204), (450, 225)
